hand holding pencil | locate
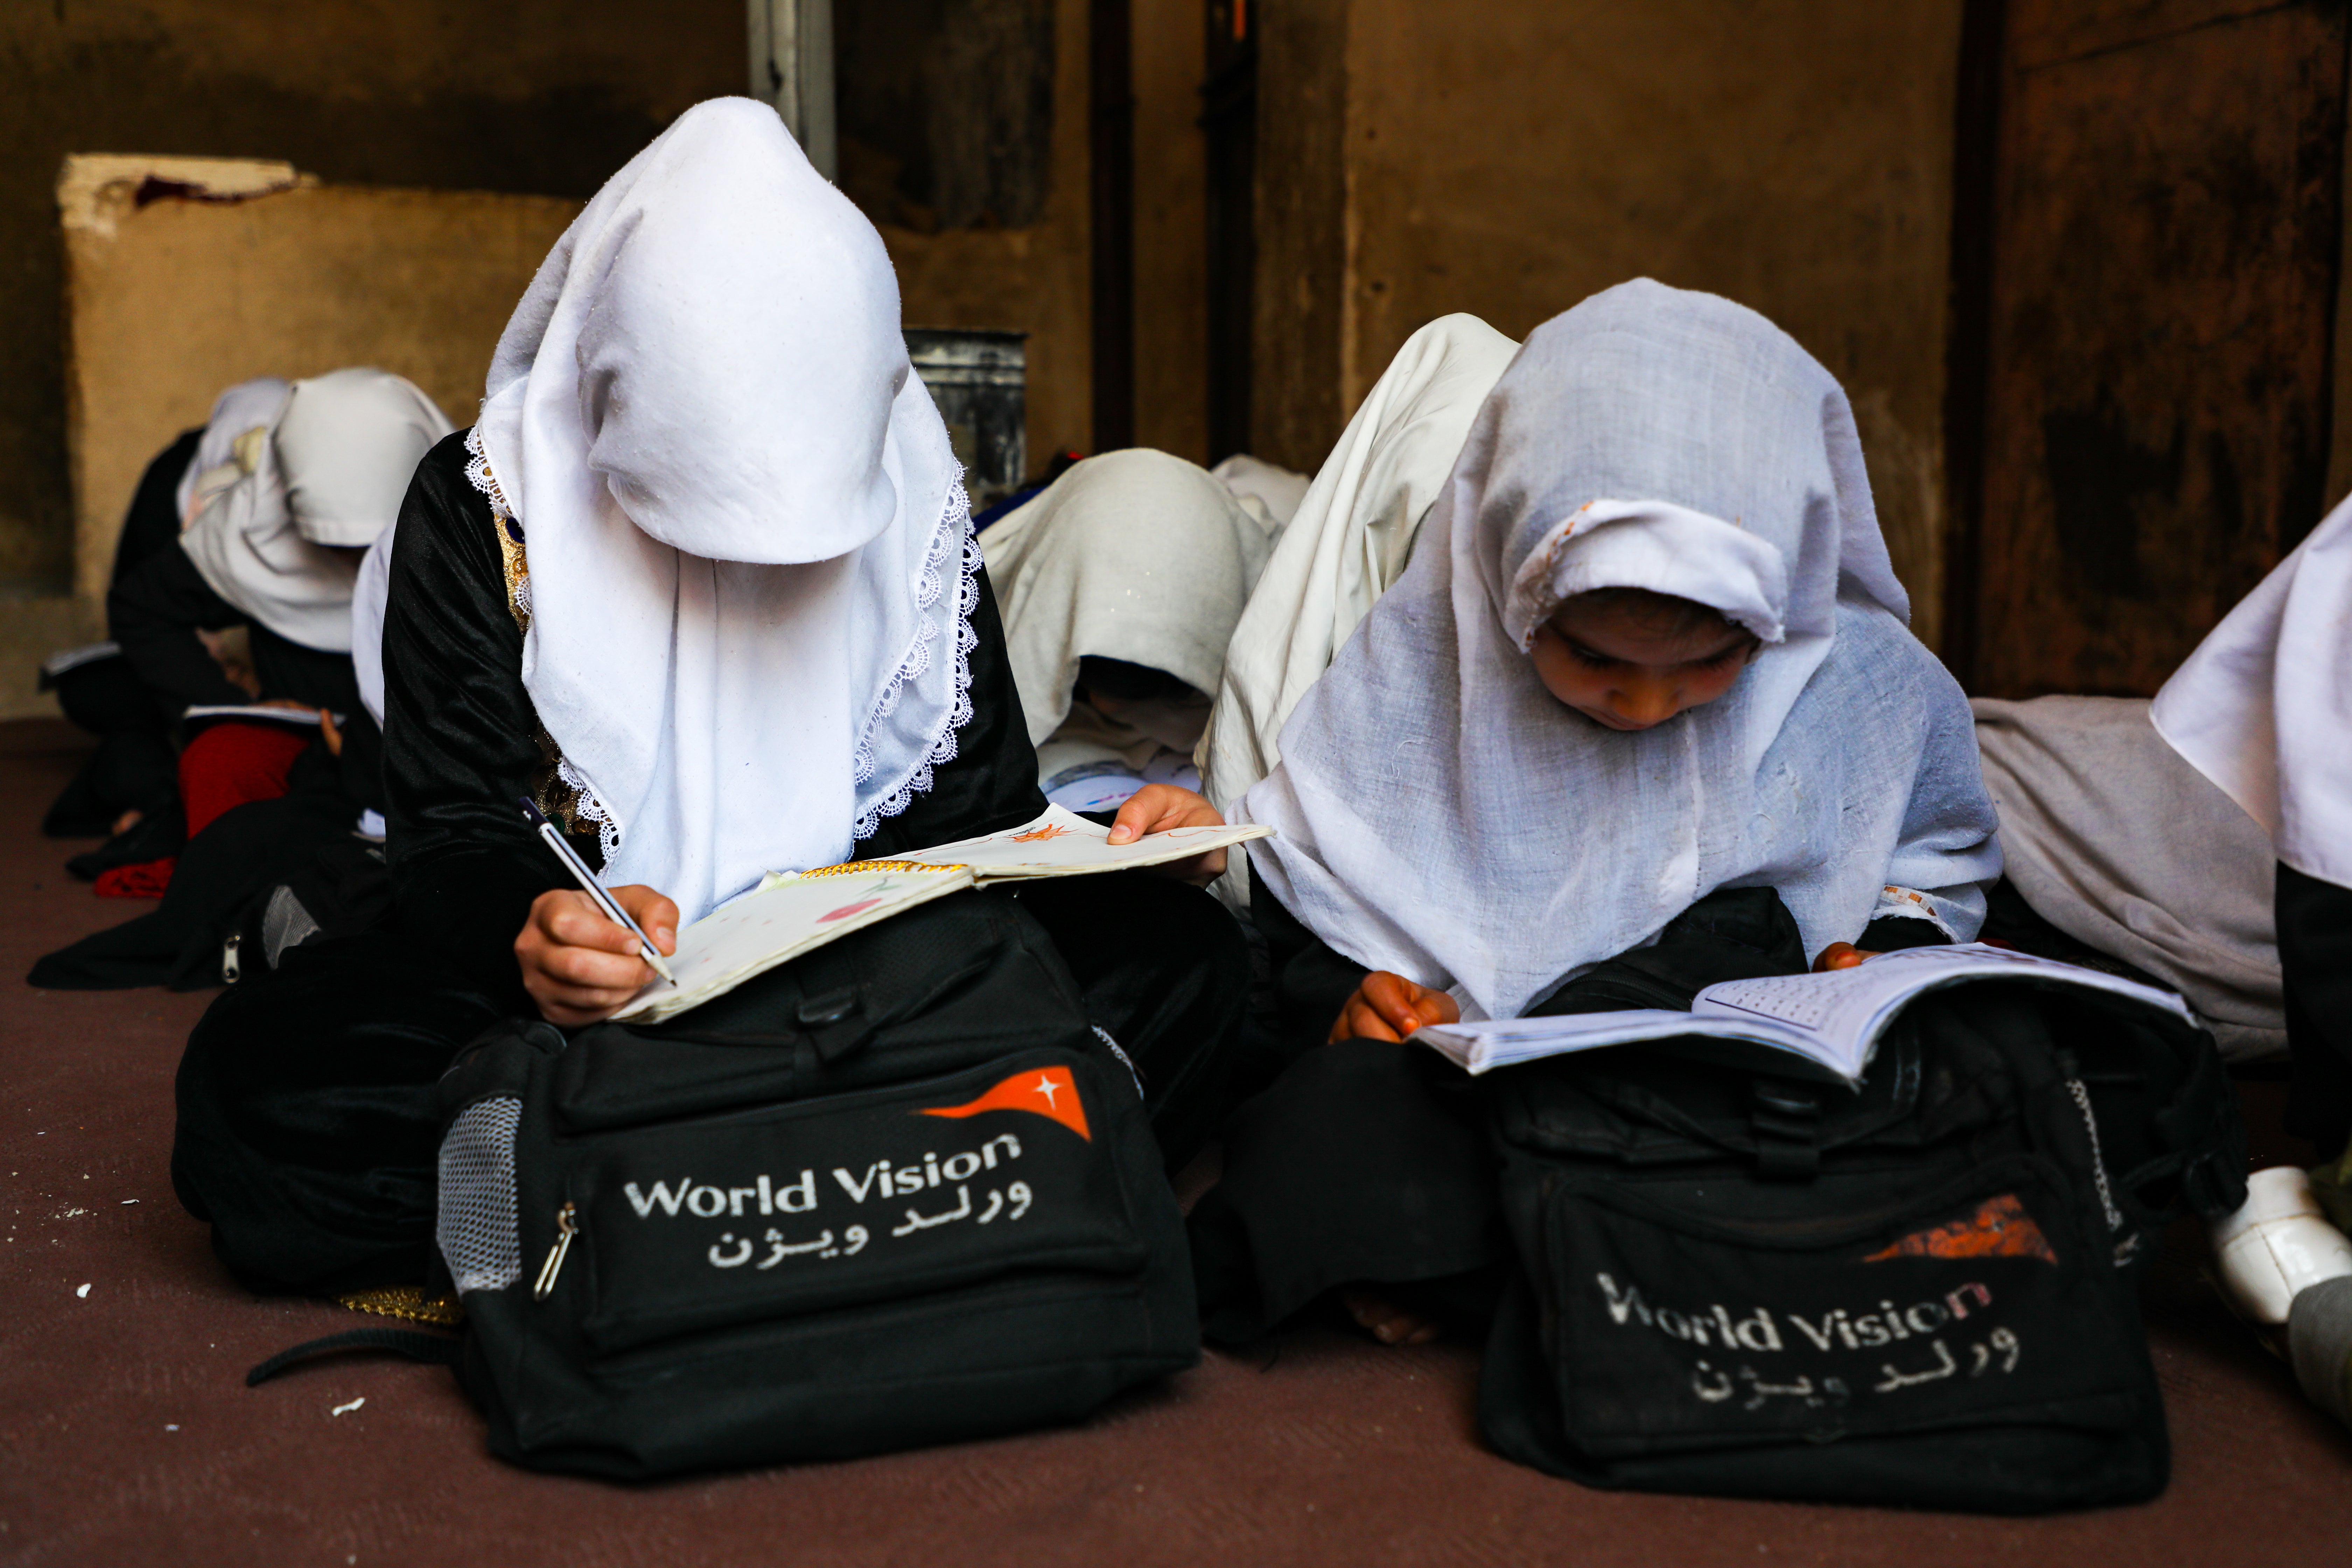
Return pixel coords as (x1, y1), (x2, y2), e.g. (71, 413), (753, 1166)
(514, 798), (681, 1027)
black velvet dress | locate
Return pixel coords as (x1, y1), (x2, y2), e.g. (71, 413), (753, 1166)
(170, 432), (1250, 1294)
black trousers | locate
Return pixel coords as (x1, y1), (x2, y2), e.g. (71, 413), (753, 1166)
(1187, 1038), (1509, 1345)
(171, 872), (1251, 1295)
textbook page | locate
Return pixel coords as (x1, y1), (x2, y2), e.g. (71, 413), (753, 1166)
(1416, 1009), (1830, 1077)
(181, 704), (328, 727)
(1416, 944), (2197, 1084)
(1690, 943), (2198, 1080)
(612, 863), (974, 1025)
(899, 803), (1272, 881)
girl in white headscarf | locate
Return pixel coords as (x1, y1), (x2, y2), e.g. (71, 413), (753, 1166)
(172, 100), (1250, 1294)
(2151, 496), (2352, 1154)
(78, 369), (445, 878)
(110, 369), (450, 723)
(979, 448), (1273, 812)
(1199, 314), (1520, 823)
(1188, 281), (2000, 1347)
(1241, 280), (1998, 1040)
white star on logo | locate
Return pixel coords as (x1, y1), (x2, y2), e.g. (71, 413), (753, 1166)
(1032, 1073), (1060, 1107)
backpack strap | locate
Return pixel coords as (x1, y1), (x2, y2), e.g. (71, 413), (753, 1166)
(246, 1327), (463, 1386)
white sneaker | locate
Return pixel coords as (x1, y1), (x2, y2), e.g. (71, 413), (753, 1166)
(2211, 1167), (2352, 1326)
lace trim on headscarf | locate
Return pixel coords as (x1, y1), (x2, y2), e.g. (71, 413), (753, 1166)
(851, 482), (980, 841)
(463, 426), (622, 865)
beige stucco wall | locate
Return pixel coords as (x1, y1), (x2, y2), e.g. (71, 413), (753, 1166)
(1259, 0), (1966, 648)
(0, 0), (738, 598)
(58, 156), (582, 603)
(881, 0), (1093, 475)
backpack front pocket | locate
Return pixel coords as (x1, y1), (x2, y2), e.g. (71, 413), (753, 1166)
(551, 1049), (1150, 1355)
(1523, 1154), (2146, 1458)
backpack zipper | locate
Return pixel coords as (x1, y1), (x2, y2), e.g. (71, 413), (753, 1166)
(533, 1200), (578, 1301)
(2064, 1077), (2136, 1265)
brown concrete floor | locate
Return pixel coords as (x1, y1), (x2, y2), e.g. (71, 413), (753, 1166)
(1, 717), (2346, 1567)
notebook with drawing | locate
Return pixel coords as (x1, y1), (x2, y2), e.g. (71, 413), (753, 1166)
(1413, 943), (2198, 1087)
(894, 803), (1271, 880)
(612, 806), (1274, 1024)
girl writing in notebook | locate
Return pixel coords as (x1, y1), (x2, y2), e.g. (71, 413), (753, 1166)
(1192, 280), (2001, 1345)
(170, 100), (1250, 1296)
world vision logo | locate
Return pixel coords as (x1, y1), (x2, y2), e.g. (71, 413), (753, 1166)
(1866, 1193), (2058, 1265)
(919, 1066), (1091, 1141)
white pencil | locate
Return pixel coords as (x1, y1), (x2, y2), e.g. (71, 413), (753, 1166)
(516, 797), (677, 985)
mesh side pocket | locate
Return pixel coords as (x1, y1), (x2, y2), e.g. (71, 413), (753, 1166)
(438, 1097), (524, 1295)
(259, 886), (322, 968)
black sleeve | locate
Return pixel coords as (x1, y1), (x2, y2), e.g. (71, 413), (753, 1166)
(336, 708), (386, 814)
(112, 429), (202, 588)
(1859, 915), (1953, 952)
(247, 625), (364, 714)
(2279, 863), (2352, 1153)
(848, 563), (1049, 857)
(379, 432), (570, 1009)
(106, 542), (253, 714)
(1246, 858), (1370, 1055)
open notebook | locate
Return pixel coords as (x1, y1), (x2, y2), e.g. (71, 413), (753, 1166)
(181, 704), (332, 728)
(1413, 944), (2198, 1087)
(612, 806), (1272, 1024)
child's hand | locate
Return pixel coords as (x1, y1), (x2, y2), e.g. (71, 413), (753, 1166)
(1106, 784), (1227, 884)
(516, 884), (680, 1027)
(1330, 971), (1460, 1043)
(1812, 943), (1880, 972)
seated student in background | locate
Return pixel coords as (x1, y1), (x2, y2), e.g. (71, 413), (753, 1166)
(28, 372), (444, 987)
(67, 370), (448, 890)
(979, 449), (1273, 812)
(1970, 695), (2285, 1060)
(40, 378), (290, 841)
(1198, 313), (1520, 822)
(1973, 499), (2352, 1427)
(1190, 279), (2001, 1346)
(170, 99), (1251, 1296)
(2150, 501), (2352, 1163)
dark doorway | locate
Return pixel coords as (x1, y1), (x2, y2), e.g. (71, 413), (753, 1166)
(1202, 0), (1257, 463)
(1944, 0), (2348, 697)
(1091, 0), (1137, 452)
(834, 0), (1056, 233)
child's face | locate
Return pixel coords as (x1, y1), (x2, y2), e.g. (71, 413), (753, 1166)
(1528, 598), (1758, 731)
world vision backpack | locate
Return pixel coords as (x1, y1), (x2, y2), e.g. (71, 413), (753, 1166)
(1474, 888), (2246, 1515)
(256, 887), (1198, 1478)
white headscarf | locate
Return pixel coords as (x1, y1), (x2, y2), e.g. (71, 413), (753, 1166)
(979, 449), (1272, 776)
(1199, 314), (1521, 817)
(473, 98), (973, 926)
(2152, 495), (2352, 892)
(179, 368), (451, 652)
(1209, 454), (1310, 531)
(175, 377), (292, 526)
(351, 524), (396, 728)
(1240, 280), (2000, 1020)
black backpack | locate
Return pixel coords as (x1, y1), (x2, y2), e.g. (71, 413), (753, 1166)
(254, 887), (1199, 1478)
(1475, 889), (2246, 1514)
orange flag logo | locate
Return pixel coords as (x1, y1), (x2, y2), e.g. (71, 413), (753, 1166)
(919, 1066), (1091, 1141)
(1865, 1193), (2057, 1265)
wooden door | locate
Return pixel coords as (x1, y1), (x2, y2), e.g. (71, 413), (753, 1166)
(1946, 0), (2348, 696)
